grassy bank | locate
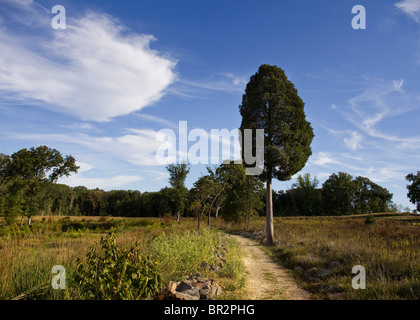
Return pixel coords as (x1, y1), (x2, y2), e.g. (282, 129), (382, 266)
(0, 216), (245, 300)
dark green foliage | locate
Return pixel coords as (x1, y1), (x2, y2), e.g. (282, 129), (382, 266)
(322, 172), (356, 216)
(0, 153), (12, 193)
(353, 176), (392, 214)
(1, 146), (79, 224)
(239, 64), (314, 182)
(222, 163), (264, 230)
(364, 215), (375, 225)
(274, 172), (393, 216)
(10, 145), (78, 183)
(166, 163), (190, 220)
(75, 233), (162, 300)
(322, 173), (393, 216)
(406, 172), (420, 211)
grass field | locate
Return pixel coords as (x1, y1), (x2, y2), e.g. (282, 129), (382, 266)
(0, 213), (418, 300)
(217, 213), (420, 300)
(0, 216), (245, 300)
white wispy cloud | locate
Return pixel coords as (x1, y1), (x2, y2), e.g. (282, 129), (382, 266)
(344, 131), (363, 150)
(395, 0), (420, 23)
(10, 129), (166, 166)
(134, 113), (177, 129)
(172, 73), (248, 97)
(312, 152), (339, 166)
(0, 1), (177, 121)
(342, 78), (420, 142)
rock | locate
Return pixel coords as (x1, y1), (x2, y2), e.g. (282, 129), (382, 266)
(210, 284), (222, 299)
(199, 287), (211, 300)
(167, 281), (177, 295)
(177, 281), (193, 292)
(320, 269), (331, 278)
(158, 275), (223, 301)
(184, 288), (200, 298)
(174, 291), (200, 300)
(195, 282), (205, 290)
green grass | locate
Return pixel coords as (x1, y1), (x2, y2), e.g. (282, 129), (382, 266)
(0, 216), (245, 300)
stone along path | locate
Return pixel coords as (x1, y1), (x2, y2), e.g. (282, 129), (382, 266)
(231, 235), (311, 300)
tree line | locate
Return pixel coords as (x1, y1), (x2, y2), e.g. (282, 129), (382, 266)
(1, 145), (414, 228)
(274, 172), (396, 216)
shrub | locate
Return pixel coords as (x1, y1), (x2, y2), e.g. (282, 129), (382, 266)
(149, 228), (222, 282)
(75, 233), (162, 300)
(365, 215), (375, 225)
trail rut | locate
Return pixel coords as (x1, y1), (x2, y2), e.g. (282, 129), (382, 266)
(232, 235), (311, 300)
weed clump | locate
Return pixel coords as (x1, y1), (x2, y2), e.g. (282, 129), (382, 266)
(75, 233), (162, 300)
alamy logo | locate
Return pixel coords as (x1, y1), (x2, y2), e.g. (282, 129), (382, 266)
(352, 265), (366, 289)
(352, 5), (366, 30)
(51, 5), (66, 30)
(156, 121), (264, 175)
(52, 265), (66, 290)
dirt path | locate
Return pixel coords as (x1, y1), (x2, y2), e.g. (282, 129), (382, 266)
(231, 235), (311, 300)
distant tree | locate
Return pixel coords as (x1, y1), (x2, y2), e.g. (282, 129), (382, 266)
(322, 172), (355, 216)
(222, 164), (264, 231)
(406, 172), (420, 211)
(290, 173), (323, 216)
(9, 146), (79, 224)
(153, 187), (176, 217)
(0, 153), (12, 194)
(166, 163), (190, 221)
(189, 175), (214, 231)
(239, 64), (314, 244)
(86, 188), (106, 216)
(50, 184), (75, 216)
(353, 176), (392, 214)
(1, 178), (26, 224)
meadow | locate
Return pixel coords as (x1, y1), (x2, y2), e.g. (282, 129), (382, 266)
(219, 213), (419, 300)
(0, 213), (418, 300)
(0, 216), (245, 300)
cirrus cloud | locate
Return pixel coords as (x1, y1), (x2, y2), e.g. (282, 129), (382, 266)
(0, 1), (177, 121)
(395, 0), (420, 23)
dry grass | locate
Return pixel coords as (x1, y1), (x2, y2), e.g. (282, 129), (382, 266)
(216, 214), (420, 300)
(0, 216), (245, 300)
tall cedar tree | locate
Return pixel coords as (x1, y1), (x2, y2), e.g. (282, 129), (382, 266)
(239, 64), (314, 245)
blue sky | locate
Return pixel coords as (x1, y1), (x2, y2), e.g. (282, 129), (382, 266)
(1, 0), (420, 209)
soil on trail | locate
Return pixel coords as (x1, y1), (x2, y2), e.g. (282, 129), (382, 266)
(232, 235), (311, 300)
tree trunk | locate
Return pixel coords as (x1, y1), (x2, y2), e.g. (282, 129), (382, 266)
(215, 203), (221, 219)
(176, 211), (180, 222)
(207, 207), (211, 227)
(69, 193), (74, 213)
(266, 178), (275, 245)
(20, 215), (24, 226)
(28, 216), (32, 225)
